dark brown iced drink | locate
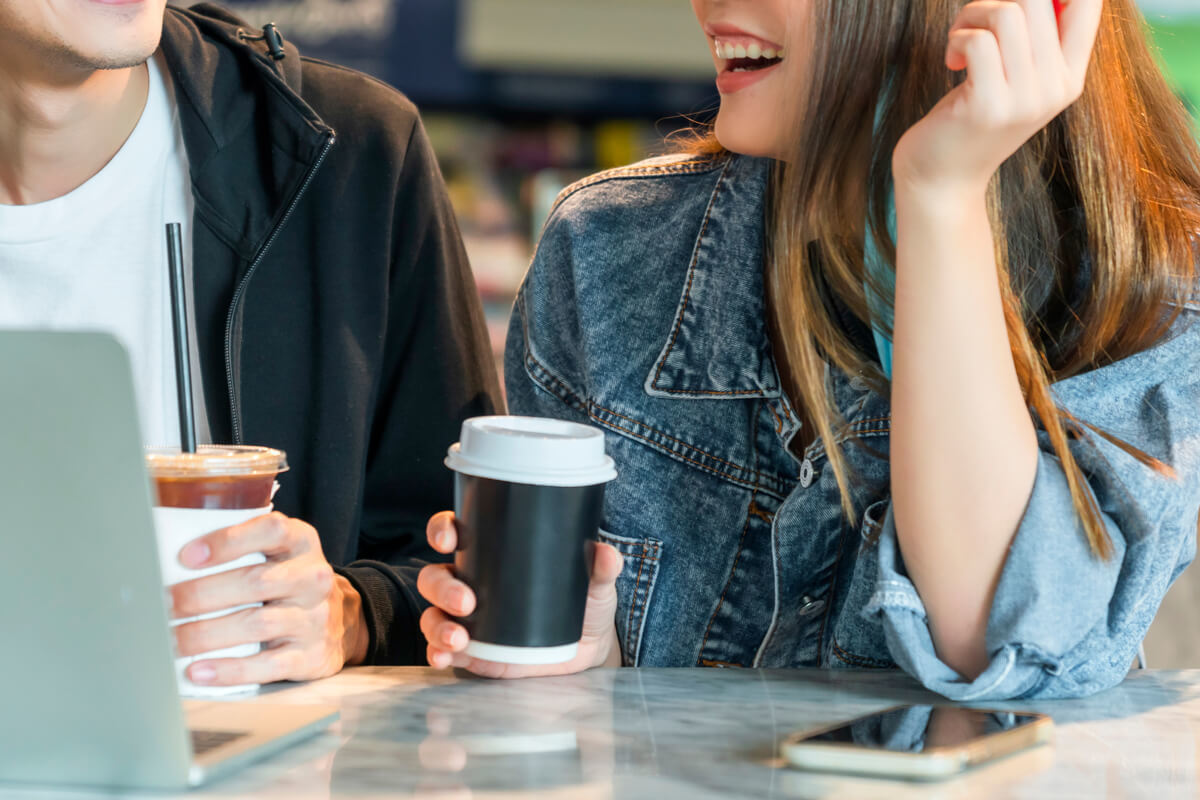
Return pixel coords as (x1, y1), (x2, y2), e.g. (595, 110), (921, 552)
(145, 446), (289, 509)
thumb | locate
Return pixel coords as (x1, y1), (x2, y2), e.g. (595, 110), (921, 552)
(591, 542), (624, 585)
(580, 543), (622, 640)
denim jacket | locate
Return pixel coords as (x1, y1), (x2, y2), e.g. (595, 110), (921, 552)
(505, 152), (1200, 700)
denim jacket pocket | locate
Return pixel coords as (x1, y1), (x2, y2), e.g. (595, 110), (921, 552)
(828, 499), (898, 670)
(598, 528), (663, 667)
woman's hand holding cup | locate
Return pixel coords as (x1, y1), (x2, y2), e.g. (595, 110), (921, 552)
(418, 511), (624, 678)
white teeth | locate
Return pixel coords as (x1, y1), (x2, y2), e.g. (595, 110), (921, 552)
(715, 39), (783, 61)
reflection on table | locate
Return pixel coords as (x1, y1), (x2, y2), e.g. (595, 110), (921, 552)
(4, 667), (1200, 799)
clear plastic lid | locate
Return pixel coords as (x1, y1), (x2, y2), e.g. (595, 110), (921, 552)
(445, 416), (616, 487)
(144, 445), (289, 479)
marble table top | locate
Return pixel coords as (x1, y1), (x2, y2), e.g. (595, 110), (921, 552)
(7, 667), (1200, 799)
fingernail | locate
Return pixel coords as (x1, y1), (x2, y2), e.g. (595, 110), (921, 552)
(180, 542), (210, 568)
(435, 531), (452, 550)
(191, 665), (216, 684)
(449, 629), (467, 649)
(431, 652), (448, 669)
(450, 588), (468, 613)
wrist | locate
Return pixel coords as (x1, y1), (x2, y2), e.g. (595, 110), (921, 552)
(892, 153), (990, 215)
(893, 178), (989, 221)
(336, 574), (370, 667)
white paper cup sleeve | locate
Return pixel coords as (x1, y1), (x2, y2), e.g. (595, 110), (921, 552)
(153, 505), (273, 698)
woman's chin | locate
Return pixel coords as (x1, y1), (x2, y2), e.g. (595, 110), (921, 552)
(713, 115), (784, 160)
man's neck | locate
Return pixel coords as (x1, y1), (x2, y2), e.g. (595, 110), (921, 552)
(0, 59), (150, 206)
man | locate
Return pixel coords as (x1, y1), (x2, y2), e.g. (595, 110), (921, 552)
(0, 1), (499, 685)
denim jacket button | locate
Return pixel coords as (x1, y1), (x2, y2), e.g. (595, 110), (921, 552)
(799, 458), (815, 488)
(798, 596), (826, 617)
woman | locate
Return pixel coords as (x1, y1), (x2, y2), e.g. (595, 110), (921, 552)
(418, 0), (1200, 700)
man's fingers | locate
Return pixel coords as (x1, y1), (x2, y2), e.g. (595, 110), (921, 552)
(186, 643), (304, 687)
(174, 604), (302, 657)
(170, 560), (305, 618)
(416, 564), (476, 616)
(179, 512), (312, 569)
(419, 607), (470, 651)
(426, 511), (458, 554)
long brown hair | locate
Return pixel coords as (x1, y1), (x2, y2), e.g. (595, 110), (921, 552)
(699, 0), (1200, 558)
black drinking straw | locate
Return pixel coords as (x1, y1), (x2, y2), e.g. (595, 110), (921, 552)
(165, 222), (197, 453)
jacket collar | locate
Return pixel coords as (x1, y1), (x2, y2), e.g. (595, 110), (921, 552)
(645, 154), (783, 400)
(160, 5), (333, 263)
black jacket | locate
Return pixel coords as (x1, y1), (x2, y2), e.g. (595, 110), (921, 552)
(160, 4), (500, 664)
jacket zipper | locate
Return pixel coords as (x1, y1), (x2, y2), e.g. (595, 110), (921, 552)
(223, 132), (336, 444)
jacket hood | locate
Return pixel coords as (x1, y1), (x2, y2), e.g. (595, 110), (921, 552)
(160, 4), (333, 262)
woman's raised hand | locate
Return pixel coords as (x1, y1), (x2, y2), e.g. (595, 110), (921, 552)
(416, 511), (625, 679)
(893, 0), (1103, 196)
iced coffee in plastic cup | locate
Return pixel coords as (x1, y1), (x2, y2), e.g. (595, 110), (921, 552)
(145, 445), (288, 697)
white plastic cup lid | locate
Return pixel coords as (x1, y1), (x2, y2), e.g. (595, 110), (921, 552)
(444, 416), (617, 488)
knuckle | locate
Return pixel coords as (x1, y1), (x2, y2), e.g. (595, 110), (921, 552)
(248, 562), (274, 595)
(207, 527), (233, 556)
(268, 512), (290, 541)
(970, 101), (1006, 128)
(312, 563), (335, 596)
(966, 31), (996, 57)
(250, 609), (275, 641)
(993, 3), (1023, 26)
(297, 520), (321, 551)
(272, 649), (299, 680)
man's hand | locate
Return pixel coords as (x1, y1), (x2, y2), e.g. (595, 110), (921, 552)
(169, 512), (370, 687)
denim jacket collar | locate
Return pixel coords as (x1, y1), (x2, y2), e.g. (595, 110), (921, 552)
(644, 155), (783, 400)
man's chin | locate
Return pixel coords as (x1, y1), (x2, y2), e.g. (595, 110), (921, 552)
(62, 40), (159, 72)
(92, 52), (156, 71)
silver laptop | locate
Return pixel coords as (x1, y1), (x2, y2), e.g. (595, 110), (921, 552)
(0, 331), (339, 791)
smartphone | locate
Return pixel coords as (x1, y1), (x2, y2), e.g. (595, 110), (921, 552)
(782, 705), (1053, 781)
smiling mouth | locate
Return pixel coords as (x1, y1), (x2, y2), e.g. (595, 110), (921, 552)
(714, 38), (785, 74)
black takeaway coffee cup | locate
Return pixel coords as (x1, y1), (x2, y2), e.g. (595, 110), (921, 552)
(444, 416), (617, 665)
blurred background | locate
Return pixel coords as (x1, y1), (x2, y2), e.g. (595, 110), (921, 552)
(214, 0), (1200, 668)
(212, 0), (1200, 370)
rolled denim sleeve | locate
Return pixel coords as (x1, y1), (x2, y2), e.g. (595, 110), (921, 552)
(866, 310), (1200, 701)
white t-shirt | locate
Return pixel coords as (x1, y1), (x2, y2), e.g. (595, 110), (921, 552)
(0, 54), (210, 447)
